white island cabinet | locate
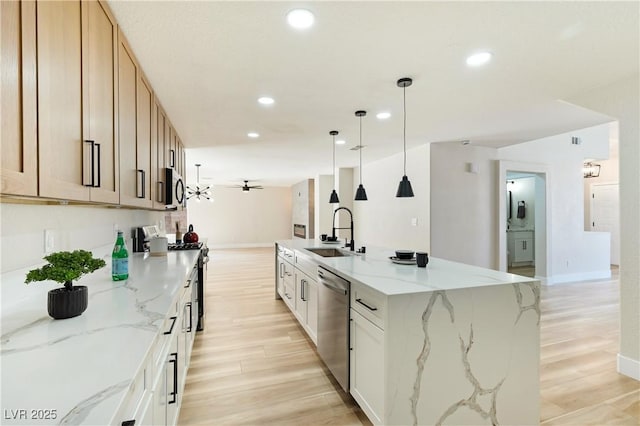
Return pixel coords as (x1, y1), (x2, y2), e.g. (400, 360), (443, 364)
(0, 250), (200, 426)
(276, 239), (540, 426)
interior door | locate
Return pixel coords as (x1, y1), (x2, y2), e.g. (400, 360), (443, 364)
(591, 183), (620, 265)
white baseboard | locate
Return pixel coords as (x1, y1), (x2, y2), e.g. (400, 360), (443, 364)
(544, 269), (612, 285)
(617, 354), (640, 381)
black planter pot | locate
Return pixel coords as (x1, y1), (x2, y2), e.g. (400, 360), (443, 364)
(48, 285), (88, 319)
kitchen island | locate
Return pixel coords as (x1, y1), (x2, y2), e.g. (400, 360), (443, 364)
(0, 250), (200, 425)
(276, 239), (540, 426)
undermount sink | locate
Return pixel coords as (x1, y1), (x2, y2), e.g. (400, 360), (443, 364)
(306, 248), (353, 257)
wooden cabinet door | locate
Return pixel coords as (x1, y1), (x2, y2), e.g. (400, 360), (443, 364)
(1, 0), (38, 196)
(136, 73), (153, 208)
(153, 100), (167, 209)
(38, 0), (118, 203)
(118, 31), (152, 208)
(83, 0), (118, 203)
(37, 0), (89, 201)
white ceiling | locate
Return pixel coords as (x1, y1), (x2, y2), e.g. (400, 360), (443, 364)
(107, 1), (639, 186)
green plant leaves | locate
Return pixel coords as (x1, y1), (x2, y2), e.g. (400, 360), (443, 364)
(25, 250), (106, 286)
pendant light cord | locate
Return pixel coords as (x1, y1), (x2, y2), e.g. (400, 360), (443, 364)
(332, 134), (336, 186)
(403, 85), (407, 175)
(359, 116), (363, 184)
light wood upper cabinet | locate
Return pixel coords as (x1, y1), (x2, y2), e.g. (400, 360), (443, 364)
(37, 0), (118, 203)
(1, 0), (38, 196)
(153, 100), (167, 209)
(118, 30), (152, 208)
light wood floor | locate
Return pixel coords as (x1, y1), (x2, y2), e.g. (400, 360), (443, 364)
(180, 248), (639, 425)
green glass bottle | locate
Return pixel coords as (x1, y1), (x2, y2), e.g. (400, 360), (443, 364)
(112, 231), (129, 281)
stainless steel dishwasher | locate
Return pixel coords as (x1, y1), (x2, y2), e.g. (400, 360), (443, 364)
(317, 266), (350, 392)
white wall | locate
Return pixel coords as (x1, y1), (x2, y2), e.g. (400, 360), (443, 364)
(314, 175), (334, 238)
(569, 74), (640, 379)
(499, 124), (611, 283)
(430, 143), (498, 268)
(0, 203), (164, 273)
(186, 186), (292, 248)
(352, 144), (430, 251)
(430, 124), (611, 281)
(335, 168), (354, 240)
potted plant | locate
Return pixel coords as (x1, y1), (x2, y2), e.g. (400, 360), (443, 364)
(25, 250), (106, 319)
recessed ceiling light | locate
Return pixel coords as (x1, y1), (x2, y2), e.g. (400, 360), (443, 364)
(247, 132), (259, 138)
(466, 51), (492, 67)
(258, 97), (274, 105)
(336, 139), (346, 145)
(376, 112), (391, 120)
(286, 9), (314, 30)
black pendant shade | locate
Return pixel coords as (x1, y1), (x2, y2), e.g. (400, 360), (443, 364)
(329, 189), (340, 204)
(396, 77), (415, 198)
(355, 184), (368, 201)
(329, 130), (340, 204)
(396, 175), (414, 198)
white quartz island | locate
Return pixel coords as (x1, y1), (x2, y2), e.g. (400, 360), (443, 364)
(0, 250), (200, 425)
(276, 239), (540, 426)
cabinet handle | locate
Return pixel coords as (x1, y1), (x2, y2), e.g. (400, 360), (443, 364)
(186, 302), (193, 332)
(121, 421), (135, 426)
(168, 352), (178, 404)
(285, 292), (292, 300)
(279, 263), (284, 279)
(164, 316), (177, 335)
(83, 140), (95, 187)
(184, 279), (191, 288)
(356, 298), (378, 312)
(95, 143), (101, 188)
(136, 169), (145, 198)
(157, 181), (164, 203)
(170, 149), (176, 168)
(301, 279), (306, 302)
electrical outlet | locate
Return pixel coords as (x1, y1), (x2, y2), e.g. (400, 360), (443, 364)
(411, 218), (418, 227)
(44, 229), (54, 254)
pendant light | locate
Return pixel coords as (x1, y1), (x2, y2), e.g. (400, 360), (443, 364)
(354, 110), (368, 201)
(186, 164), (213, 202)
(329, 130), (340, 204)
(396, 77), (414, 198)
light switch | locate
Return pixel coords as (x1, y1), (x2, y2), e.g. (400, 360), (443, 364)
(411, 218), (418, 226)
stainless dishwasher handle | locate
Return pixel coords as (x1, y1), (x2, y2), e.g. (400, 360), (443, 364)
(320, 280), (347, 296)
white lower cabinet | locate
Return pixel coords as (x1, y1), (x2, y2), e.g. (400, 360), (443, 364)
(294, 269), (319, 344)
(350, 308), (384, 425)
(117, 266), (197, 426)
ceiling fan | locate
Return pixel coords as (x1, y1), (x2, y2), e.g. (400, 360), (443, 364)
(231, 180), (264, 192)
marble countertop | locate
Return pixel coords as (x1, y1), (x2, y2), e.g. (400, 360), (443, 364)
(0, 250), (200, 425)
(277, 239), (536, 296)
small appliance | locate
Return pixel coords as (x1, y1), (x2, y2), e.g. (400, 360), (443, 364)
(164, 168), (185, 210)
(132, 225), (161, 253)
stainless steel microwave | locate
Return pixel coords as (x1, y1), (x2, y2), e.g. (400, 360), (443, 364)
(164, 168), (185, 209)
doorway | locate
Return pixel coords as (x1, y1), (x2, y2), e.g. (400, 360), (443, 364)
(498, 161), (550, 281)
(506, 173), (537, 277)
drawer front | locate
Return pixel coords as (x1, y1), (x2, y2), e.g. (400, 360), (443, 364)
(351, 281), (386, 330)
(283, 279), (295, 310)
(294, 251), (317, 277)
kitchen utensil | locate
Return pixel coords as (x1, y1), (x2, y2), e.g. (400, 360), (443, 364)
(184, 224), (199, 243)
(416, 252), (429, 267)
(149, 237), (168, 256)
(389, 256), (416, 265)
(395, 250), (414, 260)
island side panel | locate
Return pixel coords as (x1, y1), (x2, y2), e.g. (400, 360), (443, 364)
(385, 282), (540, 425)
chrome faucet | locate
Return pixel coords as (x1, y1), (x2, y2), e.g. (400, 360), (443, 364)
(332, 207), (354, 251)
